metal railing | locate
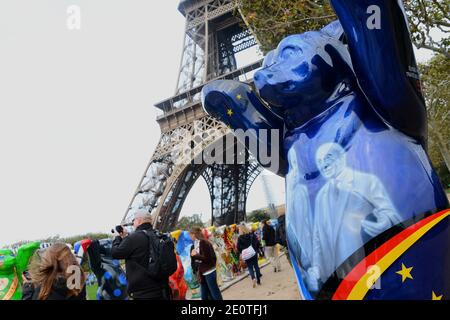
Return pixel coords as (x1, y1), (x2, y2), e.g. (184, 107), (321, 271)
(155, 59), (263, 119)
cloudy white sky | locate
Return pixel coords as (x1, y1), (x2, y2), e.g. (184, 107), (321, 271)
(0, 1), (434, 246)
(0, 0), (285, 246)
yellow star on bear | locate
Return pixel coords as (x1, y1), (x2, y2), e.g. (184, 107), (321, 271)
(432, 291), (443, 300)
(227, 108), (233, 116)
(396, 263), (413, 282)
(236, 94), (242, 100)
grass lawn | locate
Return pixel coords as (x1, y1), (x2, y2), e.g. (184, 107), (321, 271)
(86, 284), (98, 300)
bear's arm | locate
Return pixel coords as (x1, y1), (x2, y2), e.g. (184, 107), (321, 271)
(202, 80), (287, 176)
(330, 0), (427, 146)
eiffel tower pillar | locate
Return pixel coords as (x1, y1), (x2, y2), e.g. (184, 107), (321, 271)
(202, 155), (262, 226)
(122, 0), (264, 231)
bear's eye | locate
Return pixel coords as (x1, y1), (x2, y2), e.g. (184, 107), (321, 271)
(281, 46), (301, 60)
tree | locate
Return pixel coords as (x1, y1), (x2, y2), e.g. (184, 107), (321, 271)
(236, 0), (449, 57)
(236, 0), (335, 53)
(420, 55), (450, 187)
(4, 232), (112, 249)
(175, 214), (205, 231)
(61, 233), (112, 246)
(247, 209), (270, 223)
(404, 0), (450, 58)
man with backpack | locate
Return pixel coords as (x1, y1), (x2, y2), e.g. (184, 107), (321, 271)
(111, 210), (177, 300)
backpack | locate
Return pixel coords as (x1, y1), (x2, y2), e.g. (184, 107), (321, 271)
(142, 230), (178, 280)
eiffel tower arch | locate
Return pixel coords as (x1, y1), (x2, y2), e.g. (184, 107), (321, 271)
(122, 0), (264, 231)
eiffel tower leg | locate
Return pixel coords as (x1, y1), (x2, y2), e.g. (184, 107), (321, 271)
(123, 0), (265, 232)
(157, 164), (207, 232)
(202, 160), (261, 226)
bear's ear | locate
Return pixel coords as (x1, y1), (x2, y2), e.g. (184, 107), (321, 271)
(262, 49), (276, 69)
(321, 20), (345, 42)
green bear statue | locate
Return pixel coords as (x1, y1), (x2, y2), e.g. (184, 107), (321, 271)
(0, 242), (40, 300)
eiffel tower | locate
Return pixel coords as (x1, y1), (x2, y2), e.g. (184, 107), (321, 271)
(122, 0), (264, 231)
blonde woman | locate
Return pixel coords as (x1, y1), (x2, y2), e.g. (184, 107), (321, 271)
(237, 224), (262, 288)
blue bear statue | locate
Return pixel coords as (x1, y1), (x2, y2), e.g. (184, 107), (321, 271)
(201, 0), (449, 300)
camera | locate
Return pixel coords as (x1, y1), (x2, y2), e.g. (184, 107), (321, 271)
(111, 225), (123, 234)
(111, 223), (133, 234)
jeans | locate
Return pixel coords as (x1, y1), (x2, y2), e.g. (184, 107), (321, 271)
(200, 270), (223, 300)
(245, 256), (261, 283)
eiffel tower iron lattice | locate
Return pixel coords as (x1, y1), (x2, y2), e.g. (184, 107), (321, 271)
(122, 0), (264, 231)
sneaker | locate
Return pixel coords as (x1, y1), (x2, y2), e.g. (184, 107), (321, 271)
(252, 279), (257, 288)
(257, 280), (261, 285)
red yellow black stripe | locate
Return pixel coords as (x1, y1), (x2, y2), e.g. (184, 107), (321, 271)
(332, 209), (450, 300)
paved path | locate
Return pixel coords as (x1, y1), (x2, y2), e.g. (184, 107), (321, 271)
(221, 254), (300, 300)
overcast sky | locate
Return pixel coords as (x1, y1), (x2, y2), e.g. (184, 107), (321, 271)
(0, 1), (433, 246)
(0, 0), (284, 246)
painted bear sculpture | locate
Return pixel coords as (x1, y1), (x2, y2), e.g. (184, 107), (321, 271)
(74, 239), (128, 300)
(201, 0), (449, 300)
(0, 242), (39, 300)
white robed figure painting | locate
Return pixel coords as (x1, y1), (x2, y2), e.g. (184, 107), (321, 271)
(309, 143), (401, 287)
(286, 148), (314, 272)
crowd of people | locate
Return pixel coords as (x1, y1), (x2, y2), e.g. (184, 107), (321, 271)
(14, 210), (285, 300)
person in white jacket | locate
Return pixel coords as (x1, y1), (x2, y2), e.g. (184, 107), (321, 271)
(309, 143), (401, 289)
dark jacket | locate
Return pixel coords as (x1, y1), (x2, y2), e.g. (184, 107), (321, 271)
(237, 233), (260, 256)
(31, 277), (86, 300)
(262, 224), (276, 247)
(191, 240), (216, 276)
(275, 215), (287, 247)
(111, 223), (168, 298)
(21, 282), (35, 300)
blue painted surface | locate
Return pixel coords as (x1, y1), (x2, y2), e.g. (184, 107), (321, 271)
(201, 0), (449, 299)
(86, 239), (128, 300)
(365, 216), (450, 300)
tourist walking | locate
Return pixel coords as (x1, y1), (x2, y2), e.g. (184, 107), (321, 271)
(262, 220), (281, 272)
(237, 224), (262, 288)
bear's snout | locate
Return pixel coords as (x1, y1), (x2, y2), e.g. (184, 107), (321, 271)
(254, 69), (274, 90)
